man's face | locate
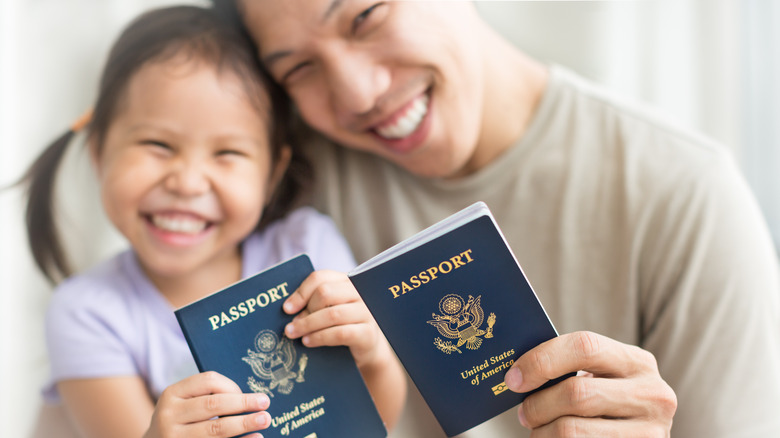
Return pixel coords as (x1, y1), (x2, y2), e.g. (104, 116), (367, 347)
(242, 0), (487, 178)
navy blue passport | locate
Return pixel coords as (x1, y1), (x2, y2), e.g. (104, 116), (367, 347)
(175, 254), (386, 438)
(348, 202), (573, 437)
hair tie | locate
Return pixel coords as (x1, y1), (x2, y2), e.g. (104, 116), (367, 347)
(70, 109), (93, 133)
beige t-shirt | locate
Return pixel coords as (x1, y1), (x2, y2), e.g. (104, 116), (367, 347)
(305, 65), (780, 437)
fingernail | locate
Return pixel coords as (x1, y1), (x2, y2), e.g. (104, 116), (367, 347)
(255, 393), (270, 408)
(505, 367), (523, 391)
(517, 403), (530, 428)
(285, 323), (296, 337)
(254, 411), (271, 428)
(283, 300), (294, 313)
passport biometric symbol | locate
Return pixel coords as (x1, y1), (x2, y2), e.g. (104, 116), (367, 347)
(242, 329), (308, 397)
(428, 293), (494, 354)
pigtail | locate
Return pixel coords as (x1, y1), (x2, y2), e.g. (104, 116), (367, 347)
(20, 111), (91, 284)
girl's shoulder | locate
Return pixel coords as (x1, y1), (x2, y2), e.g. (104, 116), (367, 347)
(250, 206), (340, 246)
(243, 206), (356, 272)
(47, 250), (144, 322)
(267, 205), (337, 232)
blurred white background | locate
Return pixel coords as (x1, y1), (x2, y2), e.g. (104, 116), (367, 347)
(1, 1), (778, 436)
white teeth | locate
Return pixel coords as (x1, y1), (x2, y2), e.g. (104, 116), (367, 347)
(376, 94), (429, 140)
(151, 215), (207, 234)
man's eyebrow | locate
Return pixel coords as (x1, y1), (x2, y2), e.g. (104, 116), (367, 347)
(322, 0), (345, 23)
(262, 50), (292, 70)
(262, 0), (346, 70)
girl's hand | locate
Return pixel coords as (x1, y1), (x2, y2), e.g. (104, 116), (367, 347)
(284, 270), (407, 429)
(145, 371), (271, 438)
(282, 270), (383, 367)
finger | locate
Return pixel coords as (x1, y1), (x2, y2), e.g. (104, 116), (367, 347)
(177, 392), (271, 424)
(522, 415), (670, 438)
(285, 301), (369, 339)
(283, 270), (349, 314)
(298, 323), (368, 349)
(291, 307), (310, 322)
(166, 371), (243, 400)
(184, 410), (272, 437)
(305, 275), (359, 313)
(506, 331), (657, 393)
(519, 376), (647, 429)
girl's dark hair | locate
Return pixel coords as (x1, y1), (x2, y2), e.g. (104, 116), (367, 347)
(21, 5), (311, 284)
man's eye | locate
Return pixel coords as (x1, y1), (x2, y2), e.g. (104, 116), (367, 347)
(352, 2), (387, 34)
(281, 61), (313, 84)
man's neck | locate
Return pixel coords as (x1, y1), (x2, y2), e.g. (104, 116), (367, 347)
(474, 27), (549, 171)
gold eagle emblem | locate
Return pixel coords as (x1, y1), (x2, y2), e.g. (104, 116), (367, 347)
(428, 294), (496, 354)
(242, 329), (308, 397)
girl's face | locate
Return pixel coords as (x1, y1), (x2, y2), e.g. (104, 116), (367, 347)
(94, 59), (287, 283)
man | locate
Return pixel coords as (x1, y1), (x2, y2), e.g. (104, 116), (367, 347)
(215, 1), (780, 436)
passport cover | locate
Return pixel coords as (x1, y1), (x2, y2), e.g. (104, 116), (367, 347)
(175, 254), (386, 438)
(348, 202), (573, 437)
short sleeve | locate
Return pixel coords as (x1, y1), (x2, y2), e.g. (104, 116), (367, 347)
(251, 206), (357, 273)
(43, 274), (139, 401)
(294, 208), (358, 272)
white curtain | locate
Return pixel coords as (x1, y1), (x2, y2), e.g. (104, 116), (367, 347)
(2, 1), (777, 436)
(741, 0), (780, 248)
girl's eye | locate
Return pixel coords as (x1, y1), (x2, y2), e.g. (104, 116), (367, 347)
(216, 149), (246, 158)
(352, 2), (387, 35)
(139, 139), (172, 151)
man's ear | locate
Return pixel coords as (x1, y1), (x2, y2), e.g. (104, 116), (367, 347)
(265, 144), (293, 204)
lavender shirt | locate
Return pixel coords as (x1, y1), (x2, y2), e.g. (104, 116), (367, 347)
(43, 207), (356, 402)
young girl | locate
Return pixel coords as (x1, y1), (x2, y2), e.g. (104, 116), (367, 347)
(23, 5), (405, 438)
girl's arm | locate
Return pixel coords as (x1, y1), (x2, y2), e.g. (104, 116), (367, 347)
(282, 270), (407, 430)
(349, 329), (408, 432)
(59, 376), (154, 438)
(58, 372), (272, 438)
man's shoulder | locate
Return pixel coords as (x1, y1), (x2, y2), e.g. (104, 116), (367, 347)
(550, 64), (725, 155)
(545, 64), (734, 183)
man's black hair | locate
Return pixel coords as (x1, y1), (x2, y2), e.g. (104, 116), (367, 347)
(210, 0), (245, 32)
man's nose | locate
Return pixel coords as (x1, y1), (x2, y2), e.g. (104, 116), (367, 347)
(164, 157), (210, 197)
(325, 49), (391, 116)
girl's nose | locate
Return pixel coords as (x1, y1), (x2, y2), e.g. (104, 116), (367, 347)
(163, 158), (210, 197)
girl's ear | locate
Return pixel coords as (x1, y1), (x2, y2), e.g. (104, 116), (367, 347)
(87, 135), (102, 177)
(265, 144), (292, 205)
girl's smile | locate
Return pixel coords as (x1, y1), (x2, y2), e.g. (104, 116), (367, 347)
(93, 57), (282, 285)
(144, 211), (215, 247)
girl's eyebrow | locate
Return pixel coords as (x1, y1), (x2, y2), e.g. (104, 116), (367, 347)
(125, 123), (172, 134)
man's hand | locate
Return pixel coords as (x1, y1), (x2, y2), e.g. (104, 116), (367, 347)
(505, 331), (677, 437)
